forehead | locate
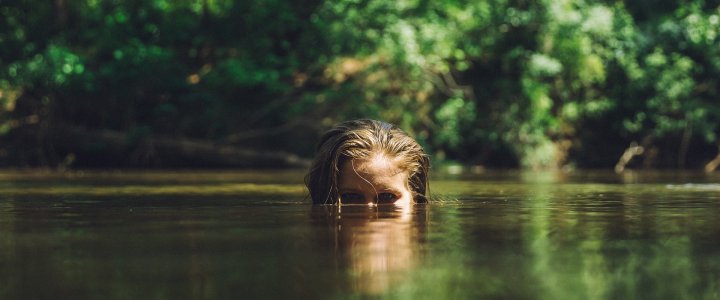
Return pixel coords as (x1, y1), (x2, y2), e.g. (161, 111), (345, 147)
(338, 156), (407, 188)
(354, 154), (403, 174)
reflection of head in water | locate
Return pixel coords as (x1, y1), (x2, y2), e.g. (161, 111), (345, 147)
(311, 204), (428, 295)
(305, 119), (430, 205)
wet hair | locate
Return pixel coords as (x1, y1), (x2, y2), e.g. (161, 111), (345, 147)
(305, 119), (430, 204)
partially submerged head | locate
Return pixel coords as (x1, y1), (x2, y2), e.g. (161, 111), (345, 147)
(305, 119), (429, 205)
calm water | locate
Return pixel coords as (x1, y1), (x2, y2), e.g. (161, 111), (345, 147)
(1, 170), (720, 299)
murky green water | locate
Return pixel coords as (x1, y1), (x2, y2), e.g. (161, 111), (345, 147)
(1, 170), (720, 299)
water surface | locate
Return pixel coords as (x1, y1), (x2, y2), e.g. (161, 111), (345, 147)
(1, 170), (720, 299)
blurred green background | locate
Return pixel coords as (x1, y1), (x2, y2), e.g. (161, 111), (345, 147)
(1, 0), (719, 170)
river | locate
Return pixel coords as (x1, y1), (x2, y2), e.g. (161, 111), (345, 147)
(1, 170), (719, 299)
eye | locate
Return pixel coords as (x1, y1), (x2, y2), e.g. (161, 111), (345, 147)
(377, 193), (398, 204)
(340, 193), (364, 204)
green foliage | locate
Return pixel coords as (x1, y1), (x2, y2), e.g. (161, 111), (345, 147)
(435, 95), (476, 150)
(1, 0), (720, 168)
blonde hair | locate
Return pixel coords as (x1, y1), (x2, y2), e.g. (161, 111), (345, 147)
(305, 119), (429, 204)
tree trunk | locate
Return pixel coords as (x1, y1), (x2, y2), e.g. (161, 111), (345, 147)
(52, 124), (311, 168)
(615, 141), (644, 173)
(678, 116), (692, 169)
(54, 0), (67, 27)
(704, 146), (720, 173)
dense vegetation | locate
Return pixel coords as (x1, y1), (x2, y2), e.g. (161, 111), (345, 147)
(1, 0), (719, 170)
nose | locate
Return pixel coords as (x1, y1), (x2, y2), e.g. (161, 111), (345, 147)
(362, 193), (378, 205)
(367, 197), (378, 206)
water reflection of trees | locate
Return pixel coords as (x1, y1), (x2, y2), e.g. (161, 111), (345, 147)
(311, 203), (427, 295)
(522, 184), (720, 299)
